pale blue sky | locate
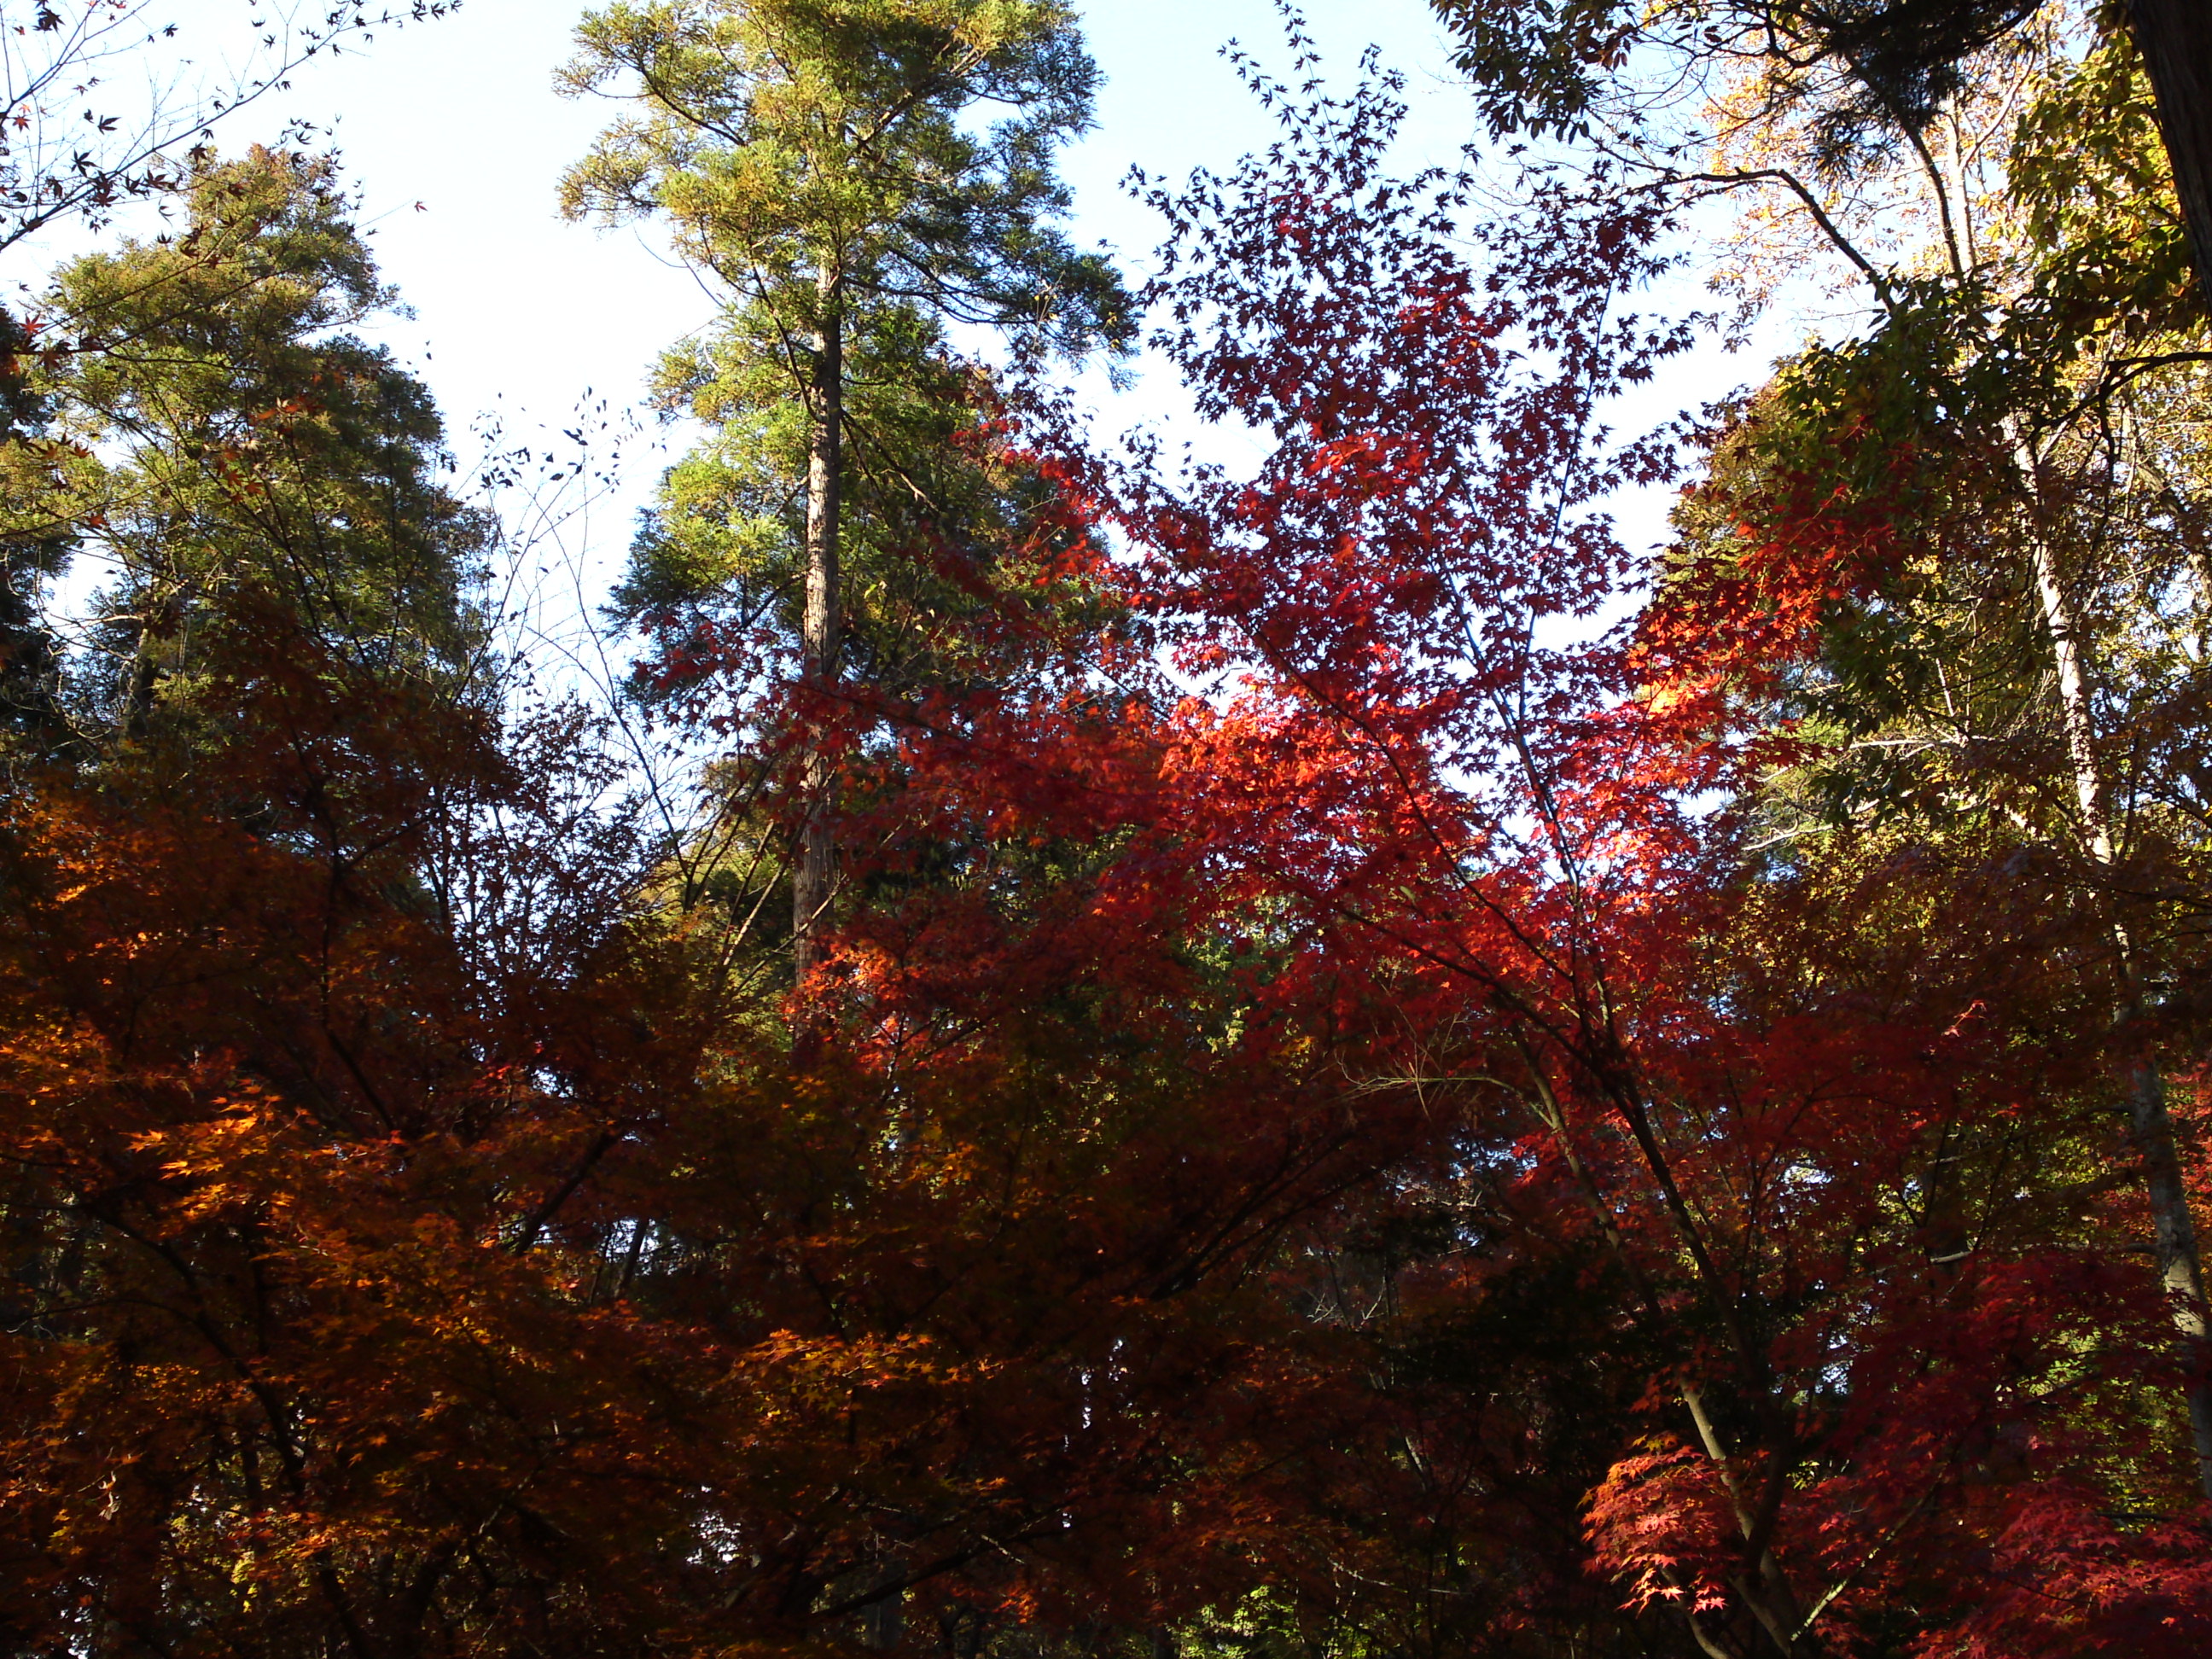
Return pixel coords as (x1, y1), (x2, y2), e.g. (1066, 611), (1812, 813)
(15, 1), (1758, 632)
(313, 0), (1474, 417)
(108, 1), (1497, 610)
(151, 3), (1472, 465)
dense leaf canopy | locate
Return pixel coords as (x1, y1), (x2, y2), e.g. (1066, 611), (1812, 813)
(5, 4), (2212, 1659)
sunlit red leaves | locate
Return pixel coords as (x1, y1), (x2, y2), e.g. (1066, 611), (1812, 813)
(1626, 439), (1915, 794)
(1584, 1441), (1740, 1615)
(913, 57), (2212, 1659)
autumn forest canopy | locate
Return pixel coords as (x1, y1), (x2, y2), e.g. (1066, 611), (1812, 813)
(12, 0), (2212, 1654)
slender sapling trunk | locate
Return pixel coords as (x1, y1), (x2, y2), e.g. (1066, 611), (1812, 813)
(2017, 433), (2212, 1498)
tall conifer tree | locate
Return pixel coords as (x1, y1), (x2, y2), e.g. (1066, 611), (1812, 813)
(0, 148), (484, 749)
(560, 0), (1126, 981)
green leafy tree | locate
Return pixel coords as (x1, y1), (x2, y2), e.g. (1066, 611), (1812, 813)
(559, 0), (1127, 979)
(0, 146), (486, 750)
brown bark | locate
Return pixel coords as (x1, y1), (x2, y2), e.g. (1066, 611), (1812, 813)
(123, 591), (178, 738)
(2133, 0), (2212, 311)
(122, 641), (159, 738)
(794, 260), (843, 984)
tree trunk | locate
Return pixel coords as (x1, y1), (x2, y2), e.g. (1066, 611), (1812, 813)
(2122, 0), (2212, 1481)
(2133, 0), (2212, 311)
(2019, 435), (2212, 1499)
(794, 260), (843, 984)
(122, 591), (175, 739)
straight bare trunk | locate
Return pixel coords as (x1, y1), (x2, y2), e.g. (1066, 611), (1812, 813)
(794, 262), (843, 984)
(2018, 434), (2212, 1498)
(2133, 0), (2212, 312)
